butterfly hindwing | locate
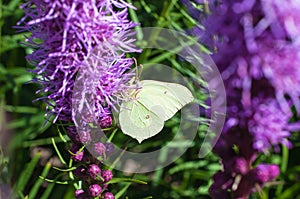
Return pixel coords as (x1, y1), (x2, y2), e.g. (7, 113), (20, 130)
(119, 100), (164, 143)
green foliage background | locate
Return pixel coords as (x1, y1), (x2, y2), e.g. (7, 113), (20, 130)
(1, 0), (300, 198)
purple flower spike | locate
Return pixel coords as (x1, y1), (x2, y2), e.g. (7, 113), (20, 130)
(102, 192), (115, 199)
(17, 0), (140, 123)
(89, 184), (102, 197)
(17, 0), (140, 198)
(183, 0), (300, 198)
(102, 170), (113, 182)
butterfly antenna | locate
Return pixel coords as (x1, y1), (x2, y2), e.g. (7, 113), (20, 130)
(138, 63), (143, 79)
(132, 57), (139, 81)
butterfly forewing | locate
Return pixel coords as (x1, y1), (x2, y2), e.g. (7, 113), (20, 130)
(137, 80), (194, 121)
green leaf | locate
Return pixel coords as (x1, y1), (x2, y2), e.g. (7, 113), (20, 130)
(21, 136), (70, 148)
(39, 176), (70, 185)
(107, 177), (147, 185)
(13, 153), (41, 193)
(0, 34), (24, 53)
(4, 105), (39, 114)
(168, 161), (208, 175)
(115, 183), (131, 199)
(279, 183), (300, 199)
(40, 173), (66, 199)
(28, 162), (51, 199)
(52, 138), (66, 165)
(52, 166), (76, 172)
(127, 0), (143, 41)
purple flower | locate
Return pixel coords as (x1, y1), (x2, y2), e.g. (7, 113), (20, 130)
(248, 99), (292, 152)
(89, 184), (102, 197)
(75, 189), (85, 198)
(17, 1), (139, 198)
(17, 0), (140, 123)
(88, 164), (101, 180)
(104, 142), (115, 156)
(102, 170), (113, 182)
(99, 115), (113, 128)
(261, 0), (300, 43)
(102, 192), (115, 199)
(183, 0), (300, 198)
(79, 130), (92, 145)
(257, 44), (300, 113)
(93, 142), (106, 157)
(71, 144), (84, 162)
(251, 164), (280, 184)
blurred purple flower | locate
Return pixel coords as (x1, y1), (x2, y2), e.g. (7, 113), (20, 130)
(248, 99), (292, 152)
(183, 0), (300, 198)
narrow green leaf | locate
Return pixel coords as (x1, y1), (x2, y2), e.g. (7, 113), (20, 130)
(21, 135), (69, 148)
(169, 161), (208, 174)
(57, 127), (68, 143)
(53, 166), (76, 172)
(52, 138), (66, 165)
(107, 128), (118, 143)
(28, 162), (52, 199)
(280, 183), (300, 199)
(127, 0), (143, 41)
(4, 105), (38, 114)
(276, 145), (289, 195)
(115, 183), (131, 199)
(40, 181), (55, 199)
(107, 178), (147, 185)
(14, 153), (41, 193)
(38, 176), (69, 185)
(39, 173), (66, 199)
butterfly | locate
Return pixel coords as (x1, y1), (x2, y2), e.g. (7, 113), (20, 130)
(119, 79), (194, 143)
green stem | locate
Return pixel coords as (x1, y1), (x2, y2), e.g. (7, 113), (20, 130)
(275, 145), (289, 196)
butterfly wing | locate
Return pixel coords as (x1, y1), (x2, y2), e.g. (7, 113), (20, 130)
(136, 80), (194, 120)
(119, 100), (164, 143)
(119, 80), (194, 143)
